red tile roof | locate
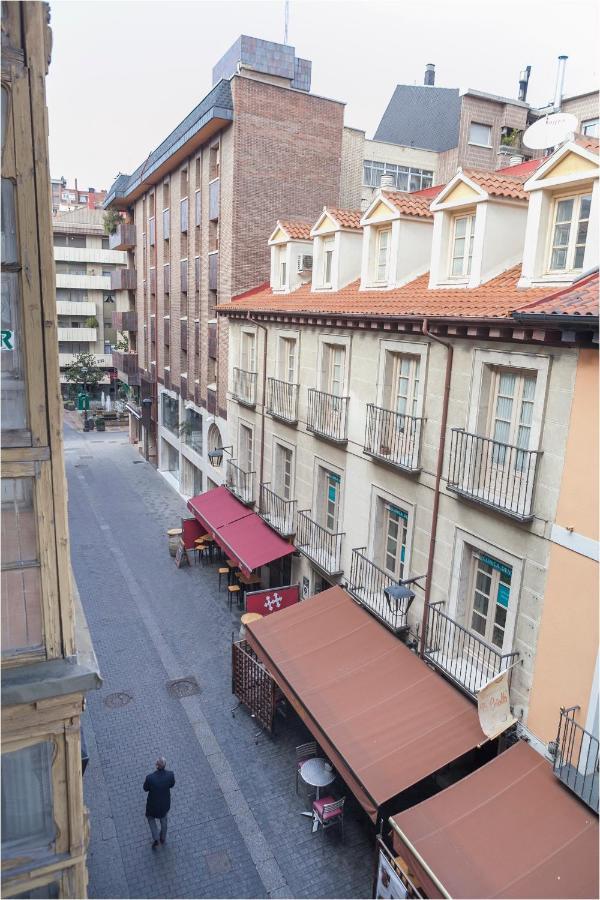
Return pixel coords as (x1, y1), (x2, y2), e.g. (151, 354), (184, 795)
(461, 169), (530, 200)
(221, 266), (552, 321)
(514, 272), (599, 319)
(324, 208), (363, 230)
(496, 158), (545, 177)
(277, 220), (312, 241)
(574, 134), (600, 153)
(381, 186), (444, 218)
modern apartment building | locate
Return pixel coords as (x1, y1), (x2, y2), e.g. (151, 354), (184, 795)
(219, 135), (599, 807)
(105, 35), (357, 497)
(53, 208), (129, 393)
(1, 3), (101, 896)
(51, 177), (107, 215)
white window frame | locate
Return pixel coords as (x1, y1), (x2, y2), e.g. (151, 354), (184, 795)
(368, 486), (415, 579)
(276, 332), (298, 384)
(582, 118), (599, 138)
(375, 227), (392, 284)
(322, 237), (335, 288)
(377, 339), (429, 416)
(317, 334), (350, 396)
(466, 551), (513, 650)
(546, 190), (593, 274)
(468, 121), (493, 147)
(313, 457), (344, 534)
(240, 327), (257, 373)
(449, 211), (476, 278)
(273, 439), (295, 501)
(238, 419), (254, 474)
(277, 245), (287, 289)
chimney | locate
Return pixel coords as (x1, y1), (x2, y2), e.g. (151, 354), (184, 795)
(380, 174), (396, 190)
(424, 63), (435, 86)
(553, 55), (568, 111)
(518, 65), (531, 102)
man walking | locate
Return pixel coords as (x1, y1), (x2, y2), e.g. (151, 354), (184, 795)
(143, 756), (175, 848)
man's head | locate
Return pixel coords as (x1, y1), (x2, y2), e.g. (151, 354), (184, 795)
(156, 756), (167, 770)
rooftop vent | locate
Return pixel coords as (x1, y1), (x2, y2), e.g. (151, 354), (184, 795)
(380, 173), (396, 189)
(424, 63), (435, 86)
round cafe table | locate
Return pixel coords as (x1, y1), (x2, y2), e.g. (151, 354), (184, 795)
(299, 757), (335, 800)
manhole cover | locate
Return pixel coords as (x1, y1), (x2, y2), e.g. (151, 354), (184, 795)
(167, 677), (200, 698)
(103, 691), (133, 709)
(204, 849), (231, 877)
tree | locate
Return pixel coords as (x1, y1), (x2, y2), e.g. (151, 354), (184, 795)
(63, 352), (104, 394)
(103, 209), (122, 235)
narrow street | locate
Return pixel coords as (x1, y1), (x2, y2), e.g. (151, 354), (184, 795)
(65, 425), (373, 900)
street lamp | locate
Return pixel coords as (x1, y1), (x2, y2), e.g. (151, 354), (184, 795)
(207, 445), (233, 468)
(384, 574), (426, 617)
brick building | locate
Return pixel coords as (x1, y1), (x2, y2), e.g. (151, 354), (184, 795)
(51, 177), (107, 215)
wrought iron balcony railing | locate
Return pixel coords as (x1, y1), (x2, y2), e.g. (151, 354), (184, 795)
(232, 368), (257, 407)
(296, 510), (344, 576)
(307, 389), (349, 443)
(553, 706), (599, 813)
(226, 460), (254, 506)
(423, 602), (519, 698)
(364, 405), (424, 472)
(447, 428), (540, 522)
(266, 378), (299, 424)
(347, 549), (413, 633)
(259, 483), (296, 537)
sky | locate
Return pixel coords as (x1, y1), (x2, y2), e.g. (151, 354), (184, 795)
(46, 0), (599, 191)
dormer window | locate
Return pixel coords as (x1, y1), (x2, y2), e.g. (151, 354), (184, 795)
(376, 227), (391, 282)
(450, 213), (476, 277)
(322, 238), (334, 287)
(548, 192), (592, 272)
(279, 256), (287, 289)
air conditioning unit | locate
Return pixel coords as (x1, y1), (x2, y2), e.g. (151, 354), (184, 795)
(297, 254), (313, 273)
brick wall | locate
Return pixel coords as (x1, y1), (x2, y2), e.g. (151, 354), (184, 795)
(340, 126), (365, 209)
(456, 95), (528, 172)
(562, 92), (599, 130)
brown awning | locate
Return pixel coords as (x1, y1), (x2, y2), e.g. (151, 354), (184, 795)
(245, 586), (486, 821)
(390, 740), (599, 899)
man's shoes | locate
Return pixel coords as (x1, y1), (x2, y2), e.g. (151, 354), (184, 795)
(152, 840), (159, 849)
(160, 837), (166, 844)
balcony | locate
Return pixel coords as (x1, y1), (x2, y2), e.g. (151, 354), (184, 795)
(232, 368), (257, 407)
(364, 405), (424, 472)
(56, 300), (96, 316)
(346, 548), (413, 634)
(109, 223), (136, 251)
(111, 268), (137, 291)
(112, 310), (137, 332)
(226, 460), (254, 506)
(59, 353), (112, 368)
(56, 273), (110, 291)
(259, 483), (296, 537)
(209, 178), (219, 221)
(266, 378), (298, 424)
(447, 429), (540, 522)
(553, 707), (599, 812)
(57, 327), (97, 342)
(307, 389), (349, 443)
(112, 350), (140, 386)
(423, 602), (519, 698)
(296, 510), (344, 576)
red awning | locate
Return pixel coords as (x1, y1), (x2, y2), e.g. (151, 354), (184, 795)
(390, 740), (599, 899)
(187, 486), (294, 576)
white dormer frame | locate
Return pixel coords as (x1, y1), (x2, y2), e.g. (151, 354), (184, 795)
(519, 141), (599, 288)
(268, 223), (312, 294)
(310, 208), (363, 293)
(359, 193), (399, 289)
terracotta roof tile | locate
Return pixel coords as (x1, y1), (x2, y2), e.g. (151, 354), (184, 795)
(221, 266), (552, 321)
(462, 169), (530, 200)
(325, 208), (363, 230)
(381, 185), (444, 218)
(514, 273), (599, 319)
(574, 133), (600, 153)
(278, 220), (312, 241)
(496, 158), (545, 177)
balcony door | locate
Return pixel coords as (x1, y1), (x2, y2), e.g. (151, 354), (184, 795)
(468, 552), (512, 651)
(382, 503), (408, 581)
(317, 469), (340, 533)
(488, 369), (535, 464)
(274, 444), (293, 501)
(321, 343), (345, 397)
(241, 331), (256, 373)
(278, 337), (296, 384)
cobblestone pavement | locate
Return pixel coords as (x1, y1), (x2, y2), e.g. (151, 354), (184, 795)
(65, 426), (374, 899)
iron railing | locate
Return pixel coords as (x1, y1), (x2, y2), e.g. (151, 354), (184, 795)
(226, 459), (254, 505)
(553, 706), (599, 812)
(232, 368), (257, 407)
(296, 510), (344, 576)
(259, 483), (296, 536)
(423, 602), (519, 698)
(447, 428), (540, 521)
(364, 405), (424, 472)
(266, 378), (299, 424)
(347, 548), (413, 633)
(307, 389), (349, 442)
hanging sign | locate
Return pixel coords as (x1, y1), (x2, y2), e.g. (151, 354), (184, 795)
(375, 850), (408, 899)
(246, 584), (300, 616)
(477, 668), (517, 740)
(479, 554), (512, 579)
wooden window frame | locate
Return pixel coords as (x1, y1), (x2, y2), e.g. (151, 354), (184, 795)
(546, 189), (592, 274)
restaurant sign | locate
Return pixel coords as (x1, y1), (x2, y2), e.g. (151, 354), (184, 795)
(246, 584), (300, 617)
(375, 850), (408, 899)
(477, 667), (517, 740)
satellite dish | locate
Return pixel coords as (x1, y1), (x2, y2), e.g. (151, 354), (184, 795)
(523, 113), (578, 150)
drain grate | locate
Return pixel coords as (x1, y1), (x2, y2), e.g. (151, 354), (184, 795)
(103, 691), (134, 709)
(167, 676), (200, 698)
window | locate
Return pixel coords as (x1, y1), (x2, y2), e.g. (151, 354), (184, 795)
(363, 161), (433, 191)
(469, 122), (492, 146)
(163, 208), (170, 241)
(488, 369), (536, 464)
(383, 352), (420, 417)
(450, 213), (476, 277)
(183, 408), (202, 453)
(1, 477), (43, 656)
(149, 216), (155, 247)
(1, 741), (55, 852)
(101, 236), (109, 249)
(180, 168), (188, 197)
(548, 192), (592, 272)
(321, 343), (345, 395)
(276, 246), (287, 289)
(275, 444), (293, 500)
(239, 423), (253, 472)
(161, 438), (179, 475)
(319, 469), (340, 532)
(278, 336), (296, 383)
(582, 118), (599, 137)
(195, 190), (201, 227)
(241, 331), (256, 372)
(161, 394), (178, 434)
(468, 552), (512, 649)
(375, 228), (391, 282)
(52, 233), (85, 248)
(180, 197), (189, 234)
(322, 237), (334, 287)
(382, 503), (408, 579)
(163, 180), (170, 209)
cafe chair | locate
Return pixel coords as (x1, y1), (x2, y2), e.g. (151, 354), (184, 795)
(218, 567), (230, 591)
(312, 795), (345, 840)
(295, 741), (318, 794)
(227, 584), (241, 611)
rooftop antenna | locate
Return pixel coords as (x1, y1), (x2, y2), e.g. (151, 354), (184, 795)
(284, 0), (289, 45)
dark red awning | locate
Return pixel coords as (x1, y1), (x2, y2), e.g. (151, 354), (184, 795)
(187, 486), (294, 576)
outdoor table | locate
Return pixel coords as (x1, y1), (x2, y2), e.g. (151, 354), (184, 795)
(299, 757), (336, 831)
(238, 574), (261, 587)
(239, 612), (263, 638)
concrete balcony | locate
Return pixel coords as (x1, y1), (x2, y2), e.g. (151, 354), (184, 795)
(57, 327), (97, 342)
(110, 268), (137, 291)
(56, 273), (111, 291)
(112, 350), (140, 386)
(112, 310), (137, 332)
(109, 223), (136, 251)
(56, 300), (97, 316)
(54, 246), (126, 265)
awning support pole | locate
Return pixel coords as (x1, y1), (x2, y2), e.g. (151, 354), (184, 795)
(388, 817), (452, 899)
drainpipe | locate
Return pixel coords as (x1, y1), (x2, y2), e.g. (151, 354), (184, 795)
(246, 314), (268, 492)
(418, 318), (453, 659)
